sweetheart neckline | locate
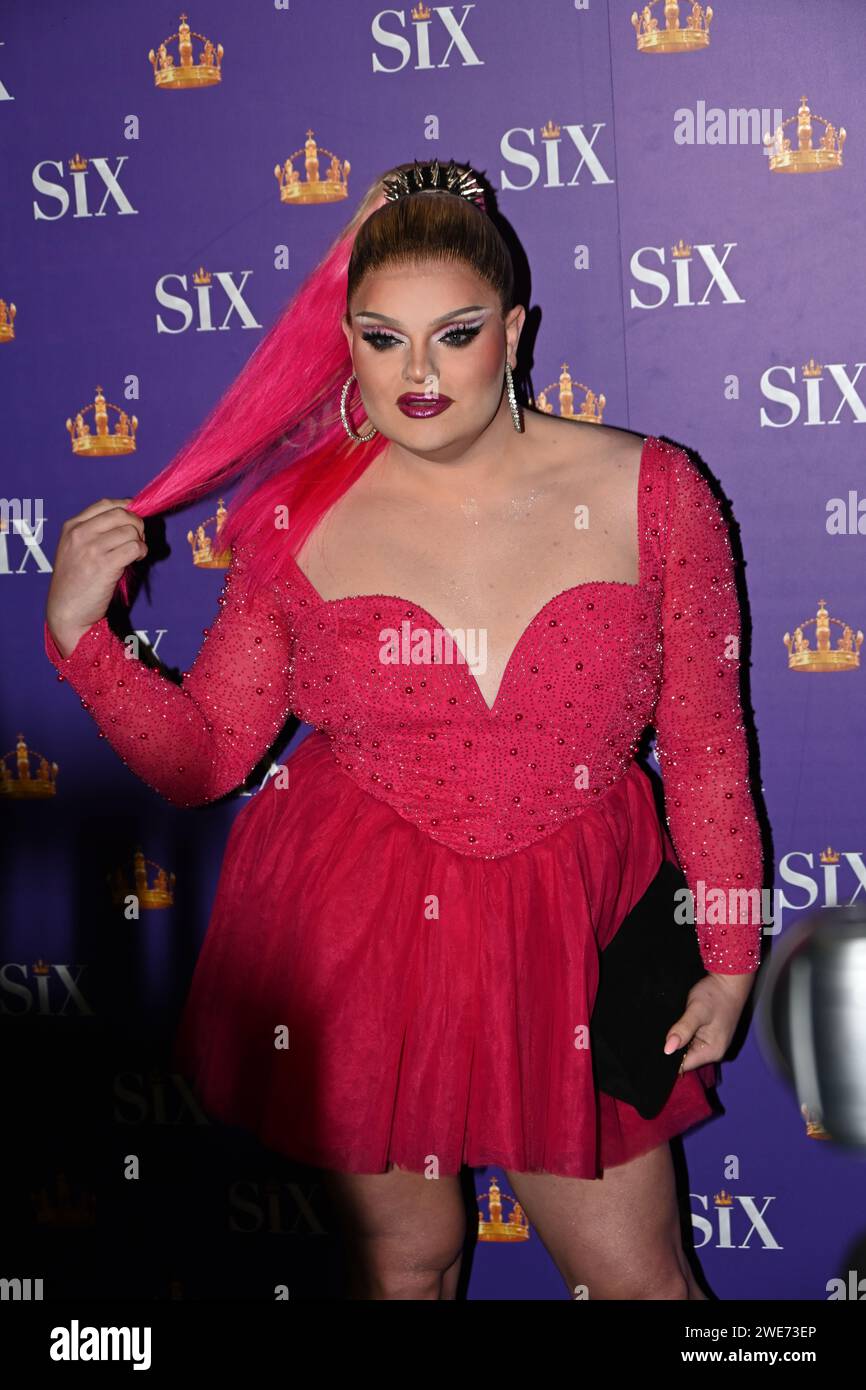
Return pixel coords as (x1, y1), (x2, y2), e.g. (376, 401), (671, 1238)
(284, 434), (654, 715)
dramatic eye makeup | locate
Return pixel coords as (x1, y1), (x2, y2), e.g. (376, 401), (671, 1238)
(354, 303), (492, 352)
(360, 321), (484, 351)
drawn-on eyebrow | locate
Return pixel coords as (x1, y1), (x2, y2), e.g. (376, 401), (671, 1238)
(354, 305), (489, 328)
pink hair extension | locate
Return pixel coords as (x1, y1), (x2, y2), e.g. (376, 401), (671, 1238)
(116, 209), (388, 605)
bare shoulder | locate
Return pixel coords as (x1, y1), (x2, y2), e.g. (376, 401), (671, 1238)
(594, 424), (646, 476)
(522, 412), (645, 493)
(585, 427), (645, 512)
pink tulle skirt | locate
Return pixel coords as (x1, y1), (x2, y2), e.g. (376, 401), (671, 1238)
(172, 730), (717, 1177)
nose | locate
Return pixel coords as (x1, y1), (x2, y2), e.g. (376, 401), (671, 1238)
(402, 338), (438, 387)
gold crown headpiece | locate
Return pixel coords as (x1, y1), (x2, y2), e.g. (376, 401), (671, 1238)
(382, 159), (487, 213)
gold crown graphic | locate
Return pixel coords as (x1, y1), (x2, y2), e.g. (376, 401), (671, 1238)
(149, 12), (223, 88)
(535, 364), (605, 424)
(411, 2), (432, 18)
(714, 1190), (734, 1206)
(476, 1176), (530, 1243)
(31, 1171), (97, 1228)
(192, 266), (212, 284)
(32, 958), (51, 975)
(632, 1), (713, 53)
(274, 129), (350, 205)
(541, 119), (562, 140)
(784, 599), (863, 672)
(0, 298), (17, 342)
(67, 386), (138, 456)
(188, 498), (231, 568)
(0, 733), (58, 798)
(802, 357), (823, 378)
(108, 847), (176, 910)
(672, 238), (692, 258)
(819, 846), (840, 864)
(68, 153), (88, 172)
(763, 96), (846, 173)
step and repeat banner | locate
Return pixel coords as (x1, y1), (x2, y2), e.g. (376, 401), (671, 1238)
(3, 1), (865, 1303)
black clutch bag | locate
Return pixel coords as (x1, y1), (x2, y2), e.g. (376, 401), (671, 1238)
(589, 856), (707, 1120)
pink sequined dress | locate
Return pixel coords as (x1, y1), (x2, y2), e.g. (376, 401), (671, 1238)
(44, 435), (763, 1177)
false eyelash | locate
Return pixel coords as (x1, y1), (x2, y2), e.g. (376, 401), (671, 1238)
(360, 323), (483, 351)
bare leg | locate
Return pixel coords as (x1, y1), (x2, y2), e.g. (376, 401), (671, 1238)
(506, 1141), (707, 1300)
(439, 1245), (465, 1301)
(320, 1162), (467, 1300)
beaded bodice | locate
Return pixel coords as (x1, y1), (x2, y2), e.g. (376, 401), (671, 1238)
(283, 527), (659, 860)
(44, 435), (765, 972)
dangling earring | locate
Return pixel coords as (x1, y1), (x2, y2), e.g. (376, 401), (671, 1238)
(505, 361), (523, 432)
(340, 372), (378, 443)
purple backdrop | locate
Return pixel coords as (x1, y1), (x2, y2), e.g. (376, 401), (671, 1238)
(3, 0), (865, 1302)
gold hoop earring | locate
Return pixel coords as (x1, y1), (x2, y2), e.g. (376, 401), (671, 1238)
(340, 372), (378, 443)
(505, 362), (523, 432)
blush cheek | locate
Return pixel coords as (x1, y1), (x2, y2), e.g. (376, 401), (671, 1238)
(355, 357), (393, 415)
(479, 335), (504, 378)
(453, 336), (504, 401)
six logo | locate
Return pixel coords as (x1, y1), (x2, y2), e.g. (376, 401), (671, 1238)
(500, 124), (613, 189)
(0, 515), (51, 573)
(371, 5), (484, 72)
(691, 1194), (781, 1250)
(128, 629), (168, 659)
(629, 242), (745, 309)
(760, 361), (866, 428)
(32, 156), (137, 220)
(0, 963), (93, 1017)
(155, 271), (261, 333)
(778, 851), (866, 911)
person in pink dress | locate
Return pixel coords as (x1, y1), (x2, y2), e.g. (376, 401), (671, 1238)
(44, 159), (765, 1300)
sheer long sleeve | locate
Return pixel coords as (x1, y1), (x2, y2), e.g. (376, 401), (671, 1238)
(44, 543), (295, 807)
(653, 447), (764, 974)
